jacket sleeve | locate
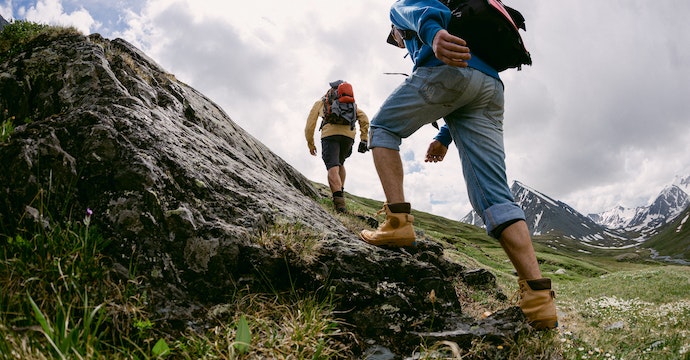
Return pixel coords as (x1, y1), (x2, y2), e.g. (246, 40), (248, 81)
(356, 107), (370, 142)
(304, 100), (322, 152)
(390, 0), (450, 46)
(433, 123), (453, 147)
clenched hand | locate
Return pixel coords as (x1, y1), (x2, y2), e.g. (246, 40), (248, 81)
(432, 29), (471, 67)
(425, 140), (448, 163)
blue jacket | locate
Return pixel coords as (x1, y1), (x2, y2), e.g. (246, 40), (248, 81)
(390, 0), (499, 79)
(434, 124), (453, 147)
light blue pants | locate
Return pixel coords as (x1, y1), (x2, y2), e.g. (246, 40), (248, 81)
(369, 65), (525, 238)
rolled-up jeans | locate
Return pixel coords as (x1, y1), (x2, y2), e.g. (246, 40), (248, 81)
(368, 65), (525, 238)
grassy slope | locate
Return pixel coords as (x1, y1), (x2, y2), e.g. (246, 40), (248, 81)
(641, 207), (690, 261)
(331, 183), (690, 359)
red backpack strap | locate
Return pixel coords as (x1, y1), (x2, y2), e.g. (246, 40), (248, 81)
(488, 0), (518, 30)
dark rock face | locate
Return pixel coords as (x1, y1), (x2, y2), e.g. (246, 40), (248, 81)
(0, 14), (8, 31)
(0, 32), (526, 355)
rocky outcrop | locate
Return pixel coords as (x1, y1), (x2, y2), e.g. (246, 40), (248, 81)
(0, 14), (9, 31)
(0, 30), (527, 356)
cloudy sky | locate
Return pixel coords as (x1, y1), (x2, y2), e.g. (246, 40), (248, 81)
(2, 0), (690, 221)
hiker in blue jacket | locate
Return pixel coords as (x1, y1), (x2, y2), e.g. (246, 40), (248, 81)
(360, 0), (557, 330)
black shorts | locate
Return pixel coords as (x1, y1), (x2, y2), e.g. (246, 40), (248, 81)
(321, 135), (354, 170)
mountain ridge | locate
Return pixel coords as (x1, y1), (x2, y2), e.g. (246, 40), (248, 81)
(590, 175), (690, 231)
(462, 177), (690, 254)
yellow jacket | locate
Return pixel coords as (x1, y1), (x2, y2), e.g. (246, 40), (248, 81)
(304, 100), (369, 153)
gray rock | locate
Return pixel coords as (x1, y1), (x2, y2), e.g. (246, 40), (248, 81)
(0, 14), (9, 31)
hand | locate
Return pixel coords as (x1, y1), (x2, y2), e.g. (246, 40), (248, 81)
(357, 141), (369, 153)
(425, 140), (447, 163)
(432, 29), (471, 67)
(309, 146), (317, 156)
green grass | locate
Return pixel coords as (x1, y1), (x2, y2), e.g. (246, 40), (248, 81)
(0, 189), (353, 359)
(1, 112), (13, 143)
(0, 20), (81, 63)
(556, 267), (690, 359)
(642, 209), (690, 261)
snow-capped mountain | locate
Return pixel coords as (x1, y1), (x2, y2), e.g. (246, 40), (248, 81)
(460, 210), (483, 227)
(626, 185), (689, 236)
(587, 205), (637, 229)
(676, 174), (690, 192)
(461, 176), (690, 248)
(588, 175), (690, 238)
(462, 181), (635, 248)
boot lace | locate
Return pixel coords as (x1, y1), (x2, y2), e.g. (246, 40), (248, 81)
(510, 282), (527, 305)
(510, 289), (522, 305)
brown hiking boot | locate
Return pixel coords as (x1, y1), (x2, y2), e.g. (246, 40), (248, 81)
(359, 203), (416, 247)
(333, 196), (347, 213)
(517, 278), (558, 330)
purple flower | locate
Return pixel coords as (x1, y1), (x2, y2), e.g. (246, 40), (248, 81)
(84, 208), (93, 227)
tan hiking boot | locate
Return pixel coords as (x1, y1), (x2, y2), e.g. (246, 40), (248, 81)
(359, 203), (416, 247)
(517, 278), (558, 330)
(333, 196), (347, 213)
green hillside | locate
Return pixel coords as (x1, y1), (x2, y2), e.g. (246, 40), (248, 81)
(641, 208), (690, 263)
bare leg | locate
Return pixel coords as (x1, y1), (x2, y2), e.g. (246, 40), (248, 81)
(339, 165), (346, 191)
(359, 147), (416, 247)
(498, 220), (542, 280)
(372, 147), (405, 204)
(502, 221), (557, 329)
(327, 166), (343, 193)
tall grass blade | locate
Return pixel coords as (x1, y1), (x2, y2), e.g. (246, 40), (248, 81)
(28, 292), (66, 360)
(152, 338), (170, 358)
(234, 315), (251, 354)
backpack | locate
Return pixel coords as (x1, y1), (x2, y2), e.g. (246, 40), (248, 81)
(442, 0), (532, 72)
(320, 81), (358, 130)
(386, 0), (532, 72)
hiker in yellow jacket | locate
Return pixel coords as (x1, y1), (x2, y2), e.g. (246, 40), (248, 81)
(305, 80), (369, 213)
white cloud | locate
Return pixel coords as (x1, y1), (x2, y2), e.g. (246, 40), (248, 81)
(0, 3), (11, 19)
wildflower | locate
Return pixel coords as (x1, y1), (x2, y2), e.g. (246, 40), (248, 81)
(428, 289), (436, 304)
(84, 208), (93, 227)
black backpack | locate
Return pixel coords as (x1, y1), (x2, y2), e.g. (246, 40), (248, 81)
(442, 0), (532, 72)
(320, 81), (358, 130)
(386, 0), (532, 72)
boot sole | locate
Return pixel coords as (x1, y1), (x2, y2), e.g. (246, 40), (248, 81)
(529, 318), (558, 330)
(358, 232), (416, 247)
